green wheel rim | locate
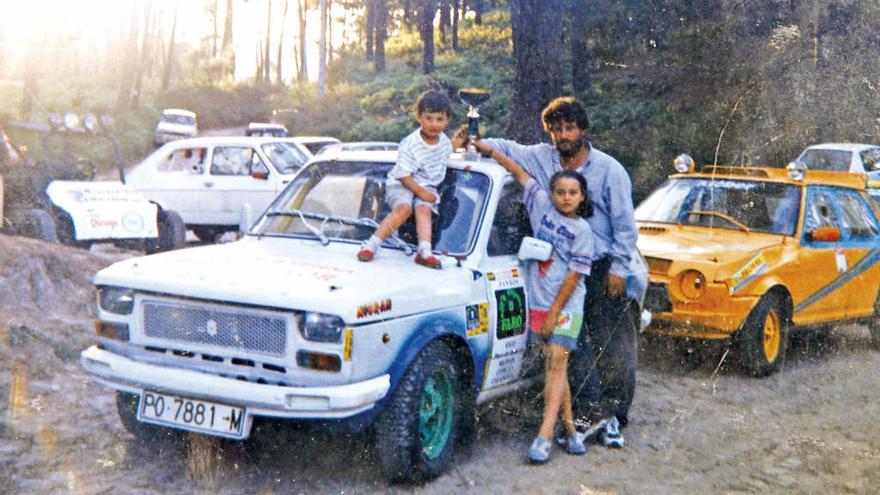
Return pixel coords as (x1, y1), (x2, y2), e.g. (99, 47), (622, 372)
(419, 370), (454, 460)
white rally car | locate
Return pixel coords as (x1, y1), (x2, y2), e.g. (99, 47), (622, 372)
(80, 149), (646, 482)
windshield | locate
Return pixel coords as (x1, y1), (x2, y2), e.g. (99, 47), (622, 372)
(301, 140), (339, 154)
(160, 114), (196, 126)
(253, 160), (491, 255)
(798, 149), (852, 172)
(261, 142), (309, 174)
(635, 177), (802, 236)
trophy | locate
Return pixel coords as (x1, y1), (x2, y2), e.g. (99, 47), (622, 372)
(458, 88), (491, 159)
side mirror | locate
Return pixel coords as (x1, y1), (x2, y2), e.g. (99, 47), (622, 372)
(517, 236), (552, 261)
(807, 225), (841, 242)
(252, 170), (269, 180)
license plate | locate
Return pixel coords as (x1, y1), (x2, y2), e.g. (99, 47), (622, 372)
(137, 390), (249, 439)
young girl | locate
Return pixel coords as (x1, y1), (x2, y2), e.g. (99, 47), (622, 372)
(472, 139), (594, 464)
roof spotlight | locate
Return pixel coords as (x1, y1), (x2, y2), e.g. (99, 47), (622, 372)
(673, 154), (695, 173)
(786, 160), (807, 181)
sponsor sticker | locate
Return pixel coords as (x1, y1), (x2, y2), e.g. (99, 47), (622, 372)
(729, 252), (768, 294)
(466, 302), (489, 337)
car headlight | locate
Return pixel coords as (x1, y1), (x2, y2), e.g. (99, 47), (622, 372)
(98, 286), (135, 315)
(300, 312), (345, 343)
(678, 270), (706, 300)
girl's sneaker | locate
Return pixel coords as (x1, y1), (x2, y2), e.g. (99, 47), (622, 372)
(527, 436), (552, 464)
(563, 432), (587, 455)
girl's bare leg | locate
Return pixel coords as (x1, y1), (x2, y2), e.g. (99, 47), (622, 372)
(537, 344), (570, 441)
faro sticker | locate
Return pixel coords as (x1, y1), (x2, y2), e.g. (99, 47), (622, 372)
(729, 252), (768, 294)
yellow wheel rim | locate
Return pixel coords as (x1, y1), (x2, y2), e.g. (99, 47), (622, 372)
(762, 310), (781, 362)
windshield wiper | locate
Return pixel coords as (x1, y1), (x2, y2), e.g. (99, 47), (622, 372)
(683, 210), (750, 233)
(326, 215), (415, 255)
(264, 210), (415, 254)
(266, 209), (330, 245)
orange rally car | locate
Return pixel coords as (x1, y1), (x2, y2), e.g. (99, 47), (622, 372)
(636, 156), (880, 375)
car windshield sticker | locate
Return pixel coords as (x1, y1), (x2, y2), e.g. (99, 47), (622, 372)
(466, 303), (489, 337)
(835, 247), (847, 272)
(729, 252), (768, 294)
(495, 287), (526, 339)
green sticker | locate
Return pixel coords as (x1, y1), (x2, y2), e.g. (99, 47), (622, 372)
(495, 287), (526, 339)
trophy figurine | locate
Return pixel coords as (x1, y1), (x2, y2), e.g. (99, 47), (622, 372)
(458, 88), (491, 159)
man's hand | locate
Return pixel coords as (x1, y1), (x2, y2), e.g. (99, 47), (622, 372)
(607, 274), (626, 299)
(416, 187), (438, 203)
(451, 125), (470, 150)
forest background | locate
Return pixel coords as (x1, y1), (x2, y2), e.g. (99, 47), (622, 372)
(2, 0), (879, 200)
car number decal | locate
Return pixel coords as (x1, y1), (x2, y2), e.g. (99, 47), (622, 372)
(729, 252), (768, 294)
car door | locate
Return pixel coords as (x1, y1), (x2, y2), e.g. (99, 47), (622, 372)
(794, 186), (858, 322)
(478, 179), (535, 392)
(829, 189), (880, 317)
(201, 145), (278, 225)
(133, 145), (207, 223)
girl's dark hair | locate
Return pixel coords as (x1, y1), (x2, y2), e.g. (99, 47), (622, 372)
(550, 169), (593, 218)
(415, 89), (452, 116)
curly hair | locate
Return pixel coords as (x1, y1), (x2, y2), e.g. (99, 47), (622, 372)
(541, 97), (590, 133)
(414, 89), (453, 116)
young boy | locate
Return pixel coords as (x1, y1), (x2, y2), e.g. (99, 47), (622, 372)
(357, 89), (453, 268)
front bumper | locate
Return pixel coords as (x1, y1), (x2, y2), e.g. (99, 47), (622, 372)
(80, 345), (390, 419)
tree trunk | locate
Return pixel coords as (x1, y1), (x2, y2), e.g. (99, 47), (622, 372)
(419, 0), (437, 74)
(277, 0), (289, 84)
(566, 0), (590, 93)
(374, 0), (387, 73)
(297, 0), (308, 82)
(403, 0), (413, 30)
(366, 0), (375, 60)
(264, 0), (273, 82)
(452, 0), (459, 50)
(221, 0), (234, 52)
(212, 0), (219, 57)
(256, 41), (263, 81)
(132, 1), (154, 108)
(439, 0), (449, 47)
(117, 7), (140, 111)
(508, 0), (565, 143)
(474, 0), (483, 24)
(318, 0), (328, 96)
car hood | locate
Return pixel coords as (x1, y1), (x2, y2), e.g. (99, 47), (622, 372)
(94, 237), (476, 323)
(637, 223), (785, 280)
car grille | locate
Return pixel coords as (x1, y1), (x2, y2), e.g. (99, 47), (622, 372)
(644, 282), (672, 313)
(142, 300), (288, 357)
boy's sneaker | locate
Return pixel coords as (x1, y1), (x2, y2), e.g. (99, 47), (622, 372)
(527, 436), (552, 464)
(415, 253), (442, 269)
(562, 432), (587, 455)
(356, 248), (375, 262)
(599, 417), (625, 448)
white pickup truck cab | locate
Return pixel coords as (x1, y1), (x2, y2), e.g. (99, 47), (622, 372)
(81, 150), (646, 482)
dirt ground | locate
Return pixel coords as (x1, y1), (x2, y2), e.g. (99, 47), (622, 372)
(0, 234), (877, 494)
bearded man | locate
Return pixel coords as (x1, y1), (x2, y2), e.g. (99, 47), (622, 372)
(454, 96), (642, 448)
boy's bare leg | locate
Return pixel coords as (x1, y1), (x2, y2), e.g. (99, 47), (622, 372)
(414, 204), (433, 245)
(374, 204), (413, 240)
(537, 345), (571, 441)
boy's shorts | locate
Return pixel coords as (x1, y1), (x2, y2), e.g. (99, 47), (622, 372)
(386, 183), (440, 214)
(528, 309), (584, 350)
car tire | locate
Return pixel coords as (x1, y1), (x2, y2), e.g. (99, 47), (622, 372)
(115, 391), (187, 447)
(869, 292), (880, 350)
(54, 210), (92, 249)
(15, 208), (59, 243)
(147, 210), (186, 253)
(191, 226), (224, 243)
(737, 292), (789, 376)
(373, 341), (463, 483)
